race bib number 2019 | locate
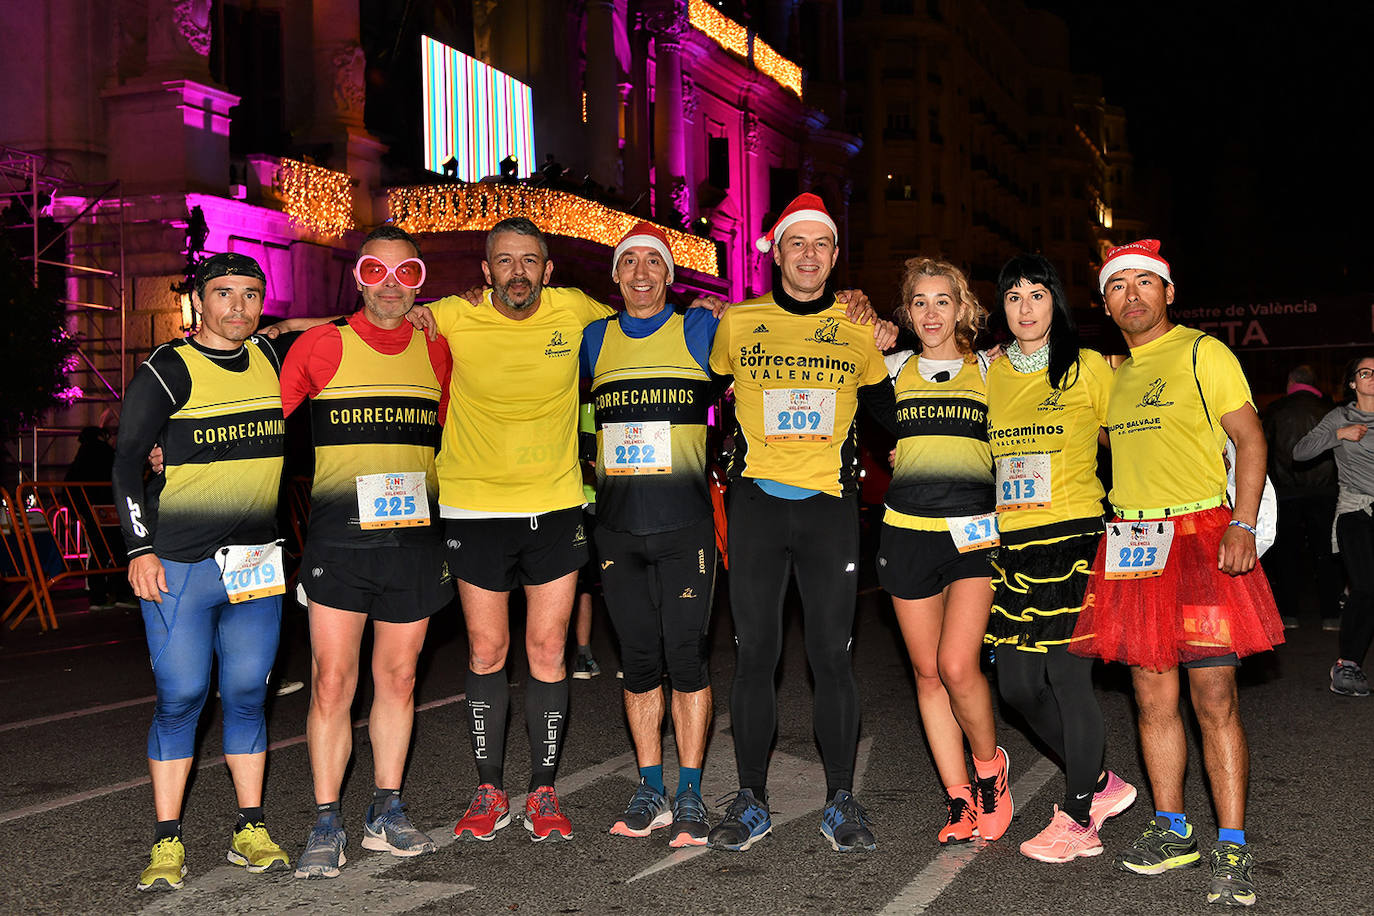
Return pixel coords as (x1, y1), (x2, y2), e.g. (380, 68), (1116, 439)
(216, 542), (285, 603)
(356, 471), (430, 529)
(763, 388), (837, 442)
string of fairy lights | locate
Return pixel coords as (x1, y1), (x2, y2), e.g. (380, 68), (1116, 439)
(278, 158), (355, 237)
(686, 0), (802, 99)
(388, 184), (721, 278)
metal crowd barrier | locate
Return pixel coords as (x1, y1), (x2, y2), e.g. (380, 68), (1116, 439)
(9, 481), (129, 630)
(0, 487), (46, 629)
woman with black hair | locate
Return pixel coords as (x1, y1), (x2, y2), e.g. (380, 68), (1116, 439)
(984, 254), (1135, 862)
(1294, 353), (1374, 697)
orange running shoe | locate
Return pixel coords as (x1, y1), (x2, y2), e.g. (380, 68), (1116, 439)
(936, 785), (978, 844)
(973, 746), (1014, 841)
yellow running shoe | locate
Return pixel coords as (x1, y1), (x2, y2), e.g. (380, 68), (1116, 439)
(137, 837), (186, 891)
(227, 822), (291, 873)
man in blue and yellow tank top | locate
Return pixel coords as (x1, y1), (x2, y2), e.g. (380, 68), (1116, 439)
(114, 252), (291, 891)
(580, 222), (726, 847)
(279, 225), (453, 877)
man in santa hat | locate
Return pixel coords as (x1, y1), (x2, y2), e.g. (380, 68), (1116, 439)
(1070, 239), (1282, 907)
(705, 193), (898, 854)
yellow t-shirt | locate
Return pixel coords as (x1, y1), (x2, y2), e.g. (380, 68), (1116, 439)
(430, 286), (614, 513)
(986, 349), (1112, 532)
(709, 296), (887, 496)
(1105, 326), (1253, 513)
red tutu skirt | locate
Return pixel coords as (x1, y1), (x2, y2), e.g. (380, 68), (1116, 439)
(1071, 507), (1284, 670)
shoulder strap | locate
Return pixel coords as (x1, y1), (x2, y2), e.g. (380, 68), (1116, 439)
(1192, 332), (1214, 431)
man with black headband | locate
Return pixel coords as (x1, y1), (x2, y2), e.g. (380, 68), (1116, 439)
(114, 251), (291, 890)
(282, 224), (454, 878)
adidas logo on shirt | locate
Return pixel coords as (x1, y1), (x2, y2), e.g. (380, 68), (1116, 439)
(753, 323), (769, 334)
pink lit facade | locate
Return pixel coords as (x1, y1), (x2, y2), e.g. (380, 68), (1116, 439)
(0, 0), (856, 476)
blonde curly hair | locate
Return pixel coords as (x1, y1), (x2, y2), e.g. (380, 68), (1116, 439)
(896, 257), (987, 355)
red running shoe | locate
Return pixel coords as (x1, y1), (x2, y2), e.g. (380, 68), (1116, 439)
(973, 746), (1014, 841)
(936, 784), (978, 844)
(453, 784), (511, 841)
(524, 785), (573, 842)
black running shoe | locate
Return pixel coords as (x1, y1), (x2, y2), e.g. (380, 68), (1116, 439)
(706, 789), (771, 851)
(1115, 816), (1202, 875)
(820, 790), (876, 852)
(1206, 841), (1256, 907)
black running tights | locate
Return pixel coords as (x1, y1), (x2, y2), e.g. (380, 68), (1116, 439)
(995, 644), (1103, 823)
(727, 482), (860, 800)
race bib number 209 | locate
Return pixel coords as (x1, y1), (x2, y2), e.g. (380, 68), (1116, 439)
(763, 388), (837, 442)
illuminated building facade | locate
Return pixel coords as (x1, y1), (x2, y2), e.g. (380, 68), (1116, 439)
(0, 0), (855, 473)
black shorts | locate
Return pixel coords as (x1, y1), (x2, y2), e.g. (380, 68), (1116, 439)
(1180, 652), (1241, 669)
(444, 506), (589, 591)
(595, 518), (716, 694)
(577, 509), (601, 594)
(877, 523), (993, 600)
(299, 539), (452, 623)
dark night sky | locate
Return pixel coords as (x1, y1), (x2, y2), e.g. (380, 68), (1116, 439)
(1031, 2), (1374, 303)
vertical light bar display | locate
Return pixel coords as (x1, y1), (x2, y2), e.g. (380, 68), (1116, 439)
(421, 35), (536, 181)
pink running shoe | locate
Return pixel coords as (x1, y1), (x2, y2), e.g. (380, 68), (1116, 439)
(453, 784), (511, 841)
(1089, 771), (1137, 832)
(1019, 806), (1104, 863)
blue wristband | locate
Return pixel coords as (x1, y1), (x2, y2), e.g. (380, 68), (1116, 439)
(1228, 519), (1258, 536)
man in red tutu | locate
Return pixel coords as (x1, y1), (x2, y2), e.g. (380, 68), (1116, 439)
(1073, 240), (1283, 908)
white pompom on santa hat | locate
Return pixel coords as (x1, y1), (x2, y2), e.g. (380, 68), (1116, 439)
(755, 192), (838, 253)
(612, 220), (675, 284)
(1098, 238), (1172, 293)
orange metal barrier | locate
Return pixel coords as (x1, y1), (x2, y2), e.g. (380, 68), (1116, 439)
(0, 487), (45, 629)
(11, 481), (130, 631)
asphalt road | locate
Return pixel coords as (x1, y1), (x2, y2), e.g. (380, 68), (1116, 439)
(1, 547), (1369, 915)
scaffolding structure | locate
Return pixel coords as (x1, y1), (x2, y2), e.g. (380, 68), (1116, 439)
(0, 145), (126, 483)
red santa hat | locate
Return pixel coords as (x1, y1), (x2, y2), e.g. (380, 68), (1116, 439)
(1098, 239), (1172, 293)
(755, 192), (838, 253)
(612, 221), (675, 284)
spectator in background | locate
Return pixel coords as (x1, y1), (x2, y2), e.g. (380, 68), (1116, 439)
(1261, 365), (1341, 629)
(66, 423), (133, 608)
(1293, 354), (1374, 696)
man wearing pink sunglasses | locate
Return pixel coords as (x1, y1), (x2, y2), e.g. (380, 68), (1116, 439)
(277, 225), (454, 878)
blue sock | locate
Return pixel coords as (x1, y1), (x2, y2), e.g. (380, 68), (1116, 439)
(1156, 810), (1189, 836)
(677, 767), (702, 796)
(1218, 827), (1246, 846)
(639, 765), (665, 794)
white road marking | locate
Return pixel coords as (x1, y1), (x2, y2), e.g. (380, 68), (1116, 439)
(0, 694), (157, 733)
(0, 693), (468, 826)
(877, 756), (1058, 914)
(137, 827), (473, 916)
(627, 724), (875, 884)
